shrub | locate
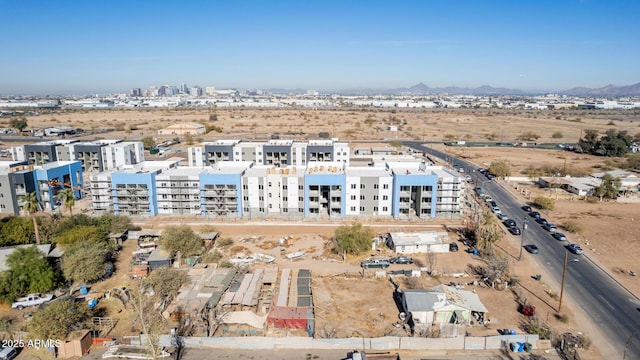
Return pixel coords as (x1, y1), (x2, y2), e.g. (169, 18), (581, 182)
(522, 318), (552, 340)
(562, 220), (582, 233)
(217, 237), (233, 247)
(533, 196), (555, 210)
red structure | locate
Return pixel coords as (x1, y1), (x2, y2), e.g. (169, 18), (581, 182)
(266, 306), (311, 329)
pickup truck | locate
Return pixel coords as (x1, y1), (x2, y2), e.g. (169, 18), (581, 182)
(360, 258), (390, 269)
(11, 293), (54, 310)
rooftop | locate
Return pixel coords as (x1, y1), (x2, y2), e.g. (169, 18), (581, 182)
(389, 231), (449, 246)
(306, 162), (344, 175)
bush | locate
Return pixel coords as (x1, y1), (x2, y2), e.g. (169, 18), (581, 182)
(522, 318), (552, 340)
(201, 250), (222, 263)
(533, 196), (555, 210)
(562, 220), (582, 233)
(217, 238), (233, 247)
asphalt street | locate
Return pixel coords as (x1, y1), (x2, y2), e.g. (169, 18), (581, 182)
(405, 141), (640, 359)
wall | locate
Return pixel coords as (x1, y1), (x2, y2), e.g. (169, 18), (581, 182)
(156, 334), (541, 351)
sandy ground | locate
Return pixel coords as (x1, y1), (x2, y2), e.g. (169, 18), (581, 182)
(2, 108), (638, 360)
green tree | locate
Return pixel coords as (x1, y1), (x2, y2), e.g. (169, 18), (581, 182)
(27, 299), (92, 340)
(578, 129), (599, 154)
(21, 192), (41, 245)
(593, 173), (621, 201)
(95, 213), (132, 235)
(55, 225), (104, 245)
(0, 246), (56, 301)
(474, 212), (502, 254)
(533, 196), (555, 210)
(159, 226), (203, 258)
(141, 136), (156, 150)
(62, 241), (110, 285)
(57, 188), (76, 216)
(489, 161), (511, 178)
(184, 132), (194, 145)
(333, 223), (374, 255)
(0, 216), (35, 246)
(626, 153), (640, 171)
(10, 117), (28, 132)
(143, 268), (189, 303)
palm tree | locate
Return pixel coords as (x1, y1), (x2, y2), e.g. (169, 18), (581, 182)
(22, 192), (41, 245)
(475, 211), (502, 254)
(58, 188), (76, 216)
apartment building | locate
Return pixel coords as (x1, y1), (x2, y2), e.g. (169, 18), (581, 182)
(89, 140), (462, 219)
(16, 140), (144, 173)
(0, 160), (83, 215)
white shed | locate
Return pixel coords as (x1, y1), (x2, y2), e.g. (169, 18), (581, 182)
(387, 231), (450, 254)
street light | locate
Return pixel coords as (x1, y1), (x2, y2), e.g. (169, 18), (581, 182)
(558, 252), (579, 312)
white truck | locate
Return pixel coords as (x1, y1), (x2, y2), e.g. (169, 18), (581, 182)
(11, 293), (54, 310)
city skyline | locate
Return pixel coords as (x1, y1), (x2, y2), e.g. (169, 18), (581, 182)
(1, 0), (639, 95)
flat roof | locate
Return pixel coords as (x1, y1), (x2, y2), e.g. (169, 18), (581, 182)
(389, 231), (449, 246)
(39, 160), (80, 170)
(306, 162), (344, 175)
(203, 139), (240, 146)
(205, 162), (253, 175)
(156, 166), (204, 177)
(345, 166), (390, 177)
(245, 165), (304, 177)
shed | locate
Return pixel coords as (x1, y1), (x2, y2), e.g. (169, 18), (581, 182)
(57, 329), (91, 358)
(147, 246), (171, 270)
(387, 232), (450, 254)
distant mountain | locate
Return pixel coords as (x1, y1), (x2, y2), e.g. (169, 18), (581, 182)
(561, 83), (640, 96)
(261, 82), (640, 97)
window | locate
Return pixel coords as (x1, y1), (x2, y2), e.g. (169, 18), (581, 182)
(373, 195), (378, 200)
(350, 195), (356, 200)
(298, 196), (303, 201)
(374, 184), (379, 189)
(383, 206), (388, 211)
(360, 206), (365, 211)
(383, 184), (389, 189)
(243, 184), (248, 190)
(259, 207), (264, 212)
(283, 196), (288, 201)
(360, 195), (365, 200)
(283, 185), (288, 190)
(299, 185), (303, 190)
(269, 193), (272, 198)
(243, 196), (248, 201)
(259, 196), (264, 201)
(373, 206), (378, 212)
(269, 204), (272, 209)
(259, 185), (264, 190)
(283, 208), (288, 213)
(299, 208), (304, 213)
(360, 184), (365, 189)
(350, 206), (356, 211)
(268, 182), (272, 186)
(383, 195), (388, 200)
(350, 184), (356, 189)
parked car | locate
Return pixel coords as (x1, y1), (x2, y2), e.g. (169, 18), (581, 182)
(487, 174), (496, 180)
(524, 244), (539, 254)
(529, 211), (541, 219)
(497, 213), (508, 221)
(522, 205), (532, 212)
(542, 223), (557, 232)
(492, 207), (502, 215)
(535, 217), (548, 225)
(552, 232), (567, 241)
(509, 226), (522, 235)
(11, 293), (54, 310)
(449, 243), (459, 252)
(567, 243), (584, 255)
(389, 256), (413, 264)
(489, 201), (498, 208)
(0, 346), (19, 360)
(503, 219), (517, 228)
(361, 258), (391, 268)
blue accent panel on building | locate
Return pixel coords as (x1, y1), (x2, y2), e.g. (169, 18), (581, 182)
(392, 173), (438, 218)
(111, 171), (158, 216)
(34, 161), (83, 212)
(199, 173), (243, 218)
(303, 173), (346, 218)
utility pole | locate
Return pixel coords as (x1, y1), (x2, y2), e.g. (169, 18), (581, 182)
(558, 251), (568, 312)
(519, 216), (527, 261)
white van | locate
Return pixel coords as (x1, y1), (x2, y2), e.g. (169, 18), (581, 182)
(0, 346), (19, 360)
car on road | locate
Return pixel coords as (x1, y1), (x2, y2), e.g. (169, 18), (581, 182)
(449, 242), (459, 252)
(524, 244), (539, 254)
(509, 226), (522, 235)
(542, 223), (557, 232)
(503, 219), (517, 228)
(552, 232), (567, 241)
(535, 217), (548, 225)
(529, 211), (541, 219)
(567, 243), (584, 255)
(389, 256), (413, 264)
(522, 205), (532, 212)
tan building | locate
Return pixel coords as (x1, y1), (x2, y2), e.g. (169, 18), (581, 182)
(158, 122), (206, 136)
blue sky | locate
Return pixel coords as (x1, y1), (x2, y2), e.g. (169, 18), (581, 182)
(1, 0), (638, 94)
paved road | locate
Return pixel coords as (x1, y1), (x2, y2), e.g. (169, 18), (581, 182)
(405, 141), (640, 359)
